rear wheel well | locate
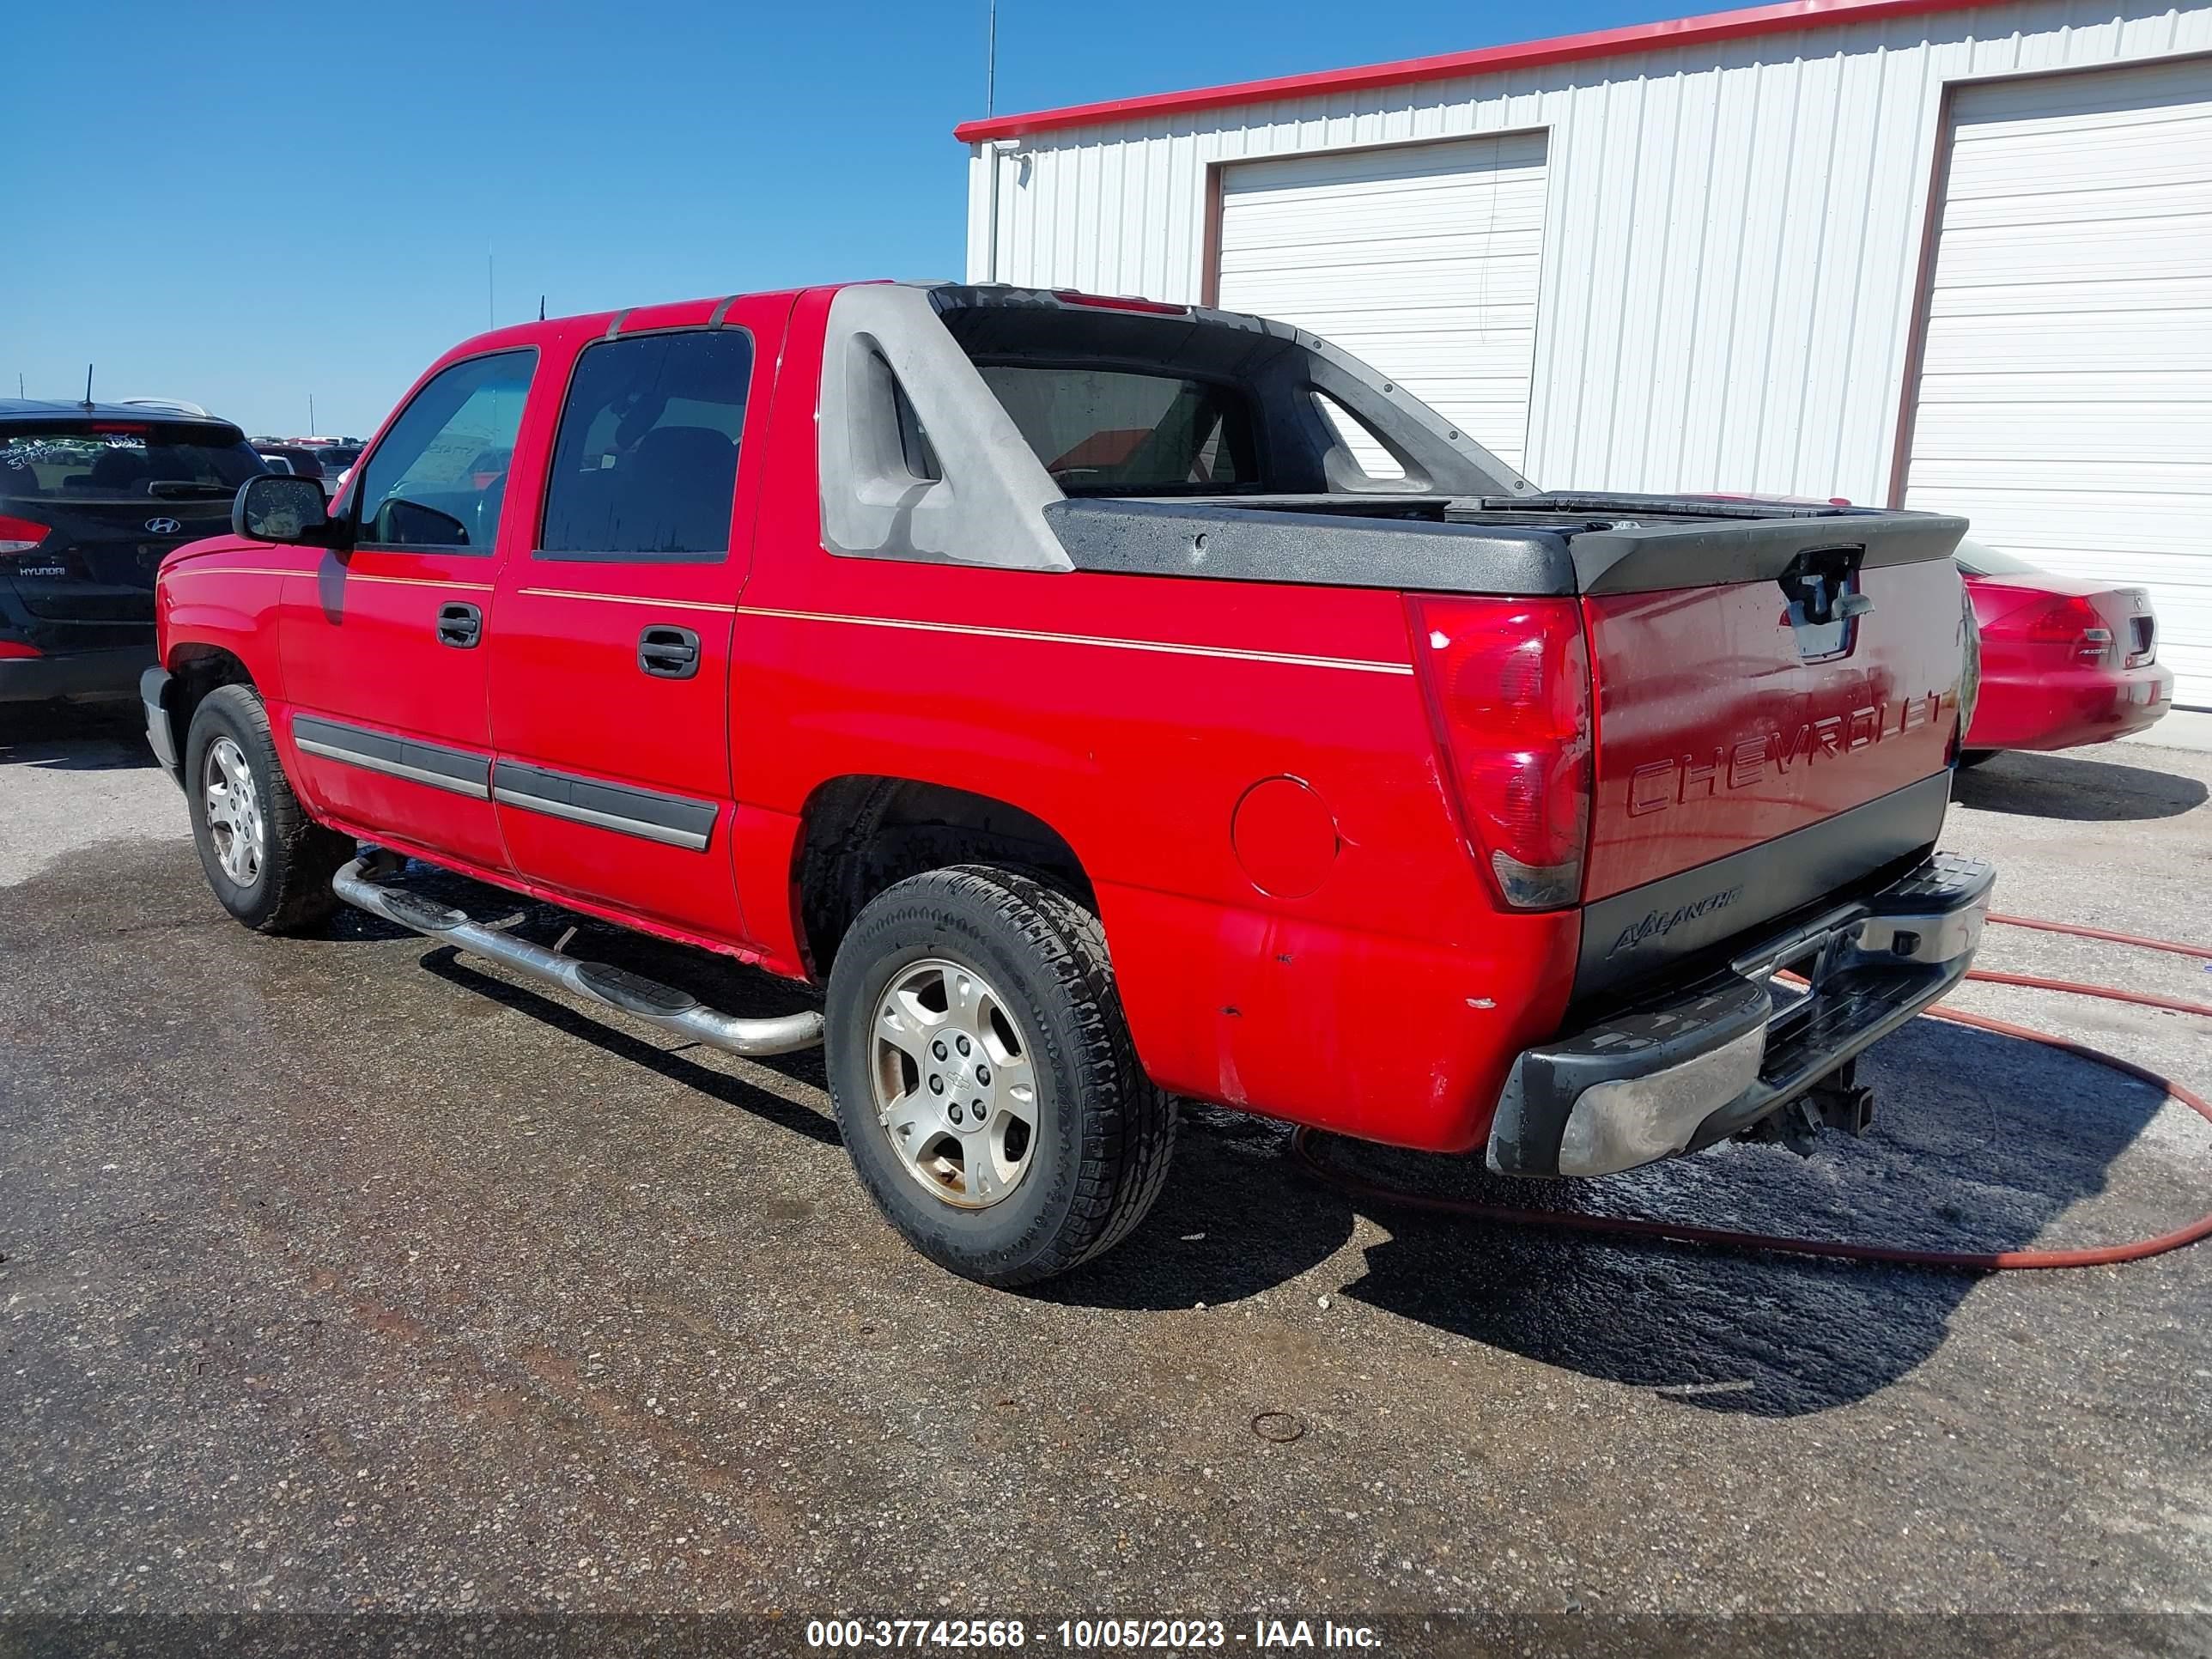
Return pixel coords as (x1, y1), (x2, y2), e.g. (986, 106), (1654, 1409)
(163, 646), (256, 760)
(795, 776), (1092, 979)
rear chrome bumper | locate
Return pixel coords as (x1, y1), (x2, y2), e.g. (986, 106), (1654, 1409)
(1487, 852), (1995, 1177)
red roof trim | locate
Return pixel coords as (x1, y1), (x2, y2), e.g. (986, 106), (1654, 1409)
(954, 0), (1991, 143)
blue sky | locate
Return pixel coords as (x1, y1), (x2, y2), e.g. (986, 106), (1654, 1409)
(9, 0), (1666, 436)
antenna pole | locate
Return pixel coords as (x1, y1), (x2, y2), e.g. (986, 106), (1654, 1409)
(83, 364), (94, 408)
(309, 393), (317, 434)
(986, 0), (998, 116)
(488, 251), (495, 329)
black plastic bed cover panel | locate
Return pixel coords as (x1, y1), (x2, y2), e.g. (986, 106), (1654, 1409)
(1042, 496), (1578, 596)
(1043, 495), (1970, 599)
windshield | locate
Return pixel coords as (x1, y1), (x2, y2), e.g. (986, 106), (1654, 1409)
(0, 422), (266, 500)
(1954, 539), (2045, 578)
(313, 445), (362, 471)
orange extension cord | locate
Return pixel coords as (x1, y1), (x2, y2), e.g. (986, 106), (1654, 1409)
(1288, 915), (2212, 1273)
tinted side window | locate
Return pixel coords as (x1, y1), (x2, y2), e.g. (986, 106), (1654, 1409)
(538, 330), (754, 560)
(355, 350), (536, 551)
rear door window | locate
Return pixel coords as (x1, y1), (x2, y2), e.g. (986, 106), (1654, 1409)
(353, 349), (536, 552)
(975, 365), (1256, 494)
(537, 329), (754, 561)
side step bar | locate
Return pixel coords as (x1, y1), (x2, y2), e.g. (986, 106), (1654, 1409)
(331, 855), (825, 1058)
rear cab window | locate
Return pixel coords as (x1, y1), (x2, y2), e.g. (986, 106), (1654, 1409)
(0, 422), (265, 501)
(976, 364), (1256, 495)
(538, 328), (754, 561)
(927, 287), (1507, 505)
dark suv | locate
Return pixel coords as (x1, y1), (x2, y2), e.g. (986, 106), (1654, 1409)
(0, 401), (265, 704)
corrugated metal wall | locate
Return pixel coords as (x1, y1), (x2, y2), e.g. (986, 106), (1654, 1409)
(965, 0), (2212, 505)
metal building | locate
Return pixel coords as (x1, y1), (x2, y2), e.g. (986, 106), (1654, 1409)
(959, 0), (2212, 705)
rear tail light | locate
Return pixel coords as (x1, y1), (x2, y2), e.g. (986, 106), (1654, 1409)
(2024, 594), (2114, 664)
(1407, 595), (1593, 911)
(0, 514), (51, 556)
(0, 641), (41, 659)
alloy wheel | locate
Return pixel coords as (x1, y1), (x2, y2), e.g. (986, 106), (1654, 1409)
(202, 736), (265, 888)
(870, 957), (1039, 1209)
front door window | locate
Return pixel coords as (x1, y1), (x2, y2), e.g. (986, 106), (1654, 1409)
(352, 350), (536, 552)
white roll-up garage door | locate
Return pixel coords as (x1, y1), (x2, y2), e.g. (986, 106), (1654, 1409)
(1902, 58), (2212, 708)
(1214, 132), (1550, 475)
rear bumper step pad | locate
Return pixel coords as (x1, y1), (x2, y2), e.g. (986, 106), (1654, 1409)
(1489, 852), (1995, 1177)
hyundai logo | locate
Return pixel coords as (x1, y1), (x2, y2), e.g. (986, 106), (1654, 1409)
(144, 517), (183, 536)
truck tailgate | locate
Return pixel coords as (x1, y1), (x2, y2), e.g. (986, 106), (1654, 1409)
(1569, 507), (1969, 996)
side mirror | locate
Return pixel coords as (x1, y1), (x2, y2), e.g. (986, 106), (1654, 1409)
(234, 474), (338, 545)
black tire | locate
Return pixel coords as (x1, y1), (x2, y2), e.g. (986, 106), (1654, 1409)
(825, 865), (1177, 1287)
(1957, 749), (2001, 769)
(183, 684), (352, 933)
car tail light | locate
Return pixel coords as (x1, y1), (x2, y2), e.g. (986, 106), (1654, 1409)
(2024, 594), (2114, 664)
(0, 640), (40, 659)
(0, 514), (51, 555)
(1407, 595), (1593, 911)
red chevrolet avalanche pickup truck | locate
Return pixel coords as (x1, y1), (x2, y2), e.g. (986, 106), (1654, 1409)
(143, 283), (1991, 1285)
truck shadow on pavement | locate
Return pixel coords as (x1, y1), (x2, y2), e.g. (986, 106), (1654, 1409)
(338, 864), (1370, 1304)
(0, 702), (156, 772)
(421, 951), (843, 1150)
(1042, 1105), (1364, 1308)
(1054, 1017), (2184, 1418)
(327, 861), (840, 1149)
(337, 860), (2187, 1420)
(1953, 749), (2206, 820)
